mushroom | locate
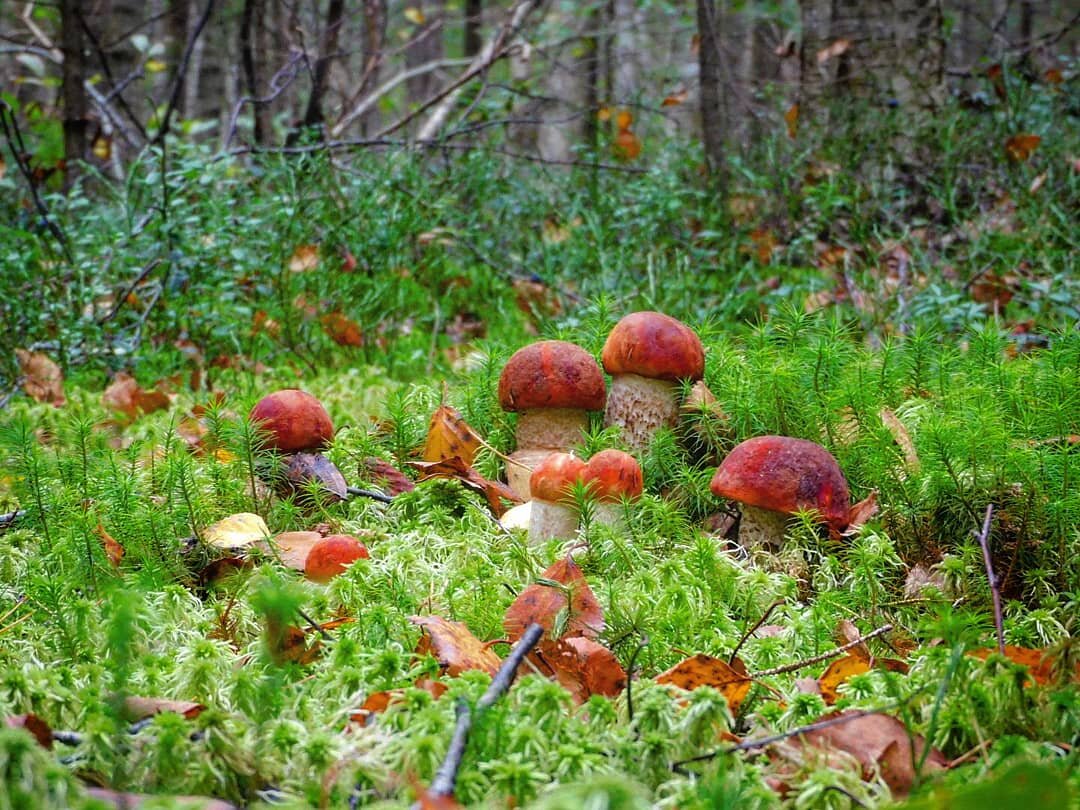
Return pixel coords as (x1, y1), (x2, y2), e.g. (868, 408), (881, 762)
(601, 312), (705, 452)
(498, 340), (606, 499)
(581, 448), (643, 528)
(250, 389), (334, 452)
(709, 436), (850, 549)
(305, 534), (370, 583)
(528, 452), (587, 544)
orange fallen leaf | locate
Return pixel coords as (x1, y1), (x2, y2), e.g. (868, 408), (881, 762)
(818, 654), (870, 705)
(1004, 133), (1041, 162)
(661, 88), (688, 107)
(504, 557), (603, 642)
(614, 110), (634, 131)
(411, 615), (500, 677)
(408, 458), (520, 517)
(532, 637), (626, 704)
(422, 404), (482, 467)
(656, 654), (752, 713)
(288, 243), (320, 272)
(319, 311), (364, 347)
(969, 645), (1080, 686)
(612, 129), (642, 162)
(102, 372), (171, 421)
(95, 523), (125, 569)
(15, 349), (65, 406)
(350, 679), (447, 727)
(986, 63), (1006, 100)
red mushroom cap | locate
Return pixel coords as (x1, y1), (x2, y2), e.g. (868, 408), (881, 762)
(498, 341), (606, 412)
(305, 534), (370, 583)
(710, 436), (850, 531)
(250, 389), (334, 452)
(582, 449), (644, 502)
(529, 452), (587, 503)
(601, 312), (705, 382)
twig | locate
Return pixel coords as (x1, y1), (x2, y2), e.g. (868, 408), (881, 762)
(730, 600), (784, 664)
(973, 504), (1003, 655)
(296, 608), (333, 641)
(423, 623), (544, 802)
(152, 0), (216, 144)
(0, 510), (27, 530)
(97, 258), (163, 324)
(749, 624), (893, 678)
(345, 486), (394, 504)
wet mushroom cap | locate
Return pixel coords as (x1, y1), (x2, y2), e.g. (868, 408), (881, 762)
(250, 389), (334, 452)
(530, 452), (588, 503)
(710, 435), (850, 531)
(601, 312), (705, 381)
(582, 449), (644, 502)
(305, 534), (370, 583)
(498, 341), (607, 412)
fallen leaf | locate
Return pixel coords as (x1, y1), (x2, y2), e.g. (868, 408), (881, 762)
(818, 654), (870, 705)
(1043, 68), (1063, 85)
(260, 530), (324, 570)
(661, 88), (688, 107)
(408, 458), (520, 517)
(123, 696), (205, 721)
(320, 311), (364, 347)
(969, 645), (1080, 686)
(102, 372), (171, 420)
(1004, 133), (1041, 162)
(835, 620), (870, 658)
(95, 523), (125, 569)
(656, 654), (752, 713)
(612, 129), (642, 161)
(203, 512), (270, 550)
(512, 278), (562, 321)
(816, 38), (851, 65)
(879, 408), (920, 472)
(15, 349), (65, 406)
(281, 452), (348, 503)
(92, 134), (111, 160)
(533, 637), (626, 704)
(197, 556), (252, 586)
(1028, 172), (1047, 194)
(363, 458), (415, 495)
(986, 63), (1006, 100)
(748, 227), (779, 264)
(288, 243), (320, 272)
(404, 6), (425, 24)
(784, 104), (799, 139)
(422, 404), (482, 467)
(350, 679), (447, 727)
(5, 714), (52, 748)
(410, 615), (500, 677)
(503, 557), (603, 642)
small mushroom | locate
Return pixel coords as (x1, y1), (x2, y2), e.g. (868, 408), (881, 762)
(581, 448), (643, 528)
(709, 435), (850, 549)
(305, 534), (370, 583)
(498, 340), (606, 499)
(528, 452), (587, 544)
(601, 312), (705, 452)
(250, 389), (334, 452)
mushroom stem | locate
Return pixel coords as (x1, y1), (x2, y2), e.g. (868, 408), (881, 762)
(736, 504), (791, 551)
(591, 501), (629, 531)
(514, 408), (589, 451)
(528, 499), (580, 544)
(604, 374), (680, 452)
(506, 448), (558, 501)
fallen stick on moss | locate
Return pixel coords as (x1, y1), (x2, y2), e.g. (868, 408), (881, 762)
(972, 504), (1003, 654)
(749, 624), (893, 678)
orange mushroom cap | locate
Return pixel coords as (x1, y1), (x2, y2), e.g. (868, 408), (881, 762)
(710, 436), (850, 531)
(498, 341), (606, 412)
(305, 534), (370, 583)
(582, 449), (643, 502)
(601, 312), (705, 381)
(529, 452), (587, 503)
(250, 389), (334, 452)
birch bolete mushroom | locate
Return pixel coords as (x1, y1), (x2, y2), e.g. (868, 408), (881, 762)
(528, 452), (587, 544)
(709, 435), (850, 548)
(498, 340), (606, 499)
(581, 448), (643, 527)
(601, 312), (705, 452)
(250, 389), (334, 452)
(305, 534), (370, 583)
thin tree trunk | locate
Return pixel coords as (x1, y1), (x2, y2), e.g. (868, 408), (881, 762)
(302, 0), (346, 127)
(240, 0), (271, 144)
(697, 0), (726, 185)
(358, 0), (388, 133)
(464, 0), (483, 56)
(61, 0), (89, 189)
(406, 1), (446, 107)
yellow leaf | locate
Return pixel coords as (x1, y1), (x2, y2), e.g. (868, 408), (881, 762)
(145, 59), (167, 73)
(404, 6), (425, 24)
(204, 513), (270, 550)
(818, 653), (871, 704)
(596, 106), (611, 122)
(656, 654), (752, 713)
(614, 109), (634, 131)
(92, 135), (111, 161)
(422, 404), (482, 467)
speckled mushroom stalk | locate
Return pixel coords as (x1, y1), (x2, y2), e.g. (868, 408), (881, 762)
(602, 312), (705, 453)
(582, 449), (643, 529)
(710, 435), (850, 550)
(498, 340), (606, 499)
(528, 453), (587, 544)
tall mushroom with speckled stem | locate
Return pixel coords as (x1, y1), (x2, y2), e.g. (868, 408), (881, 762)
(602, 312), (705, 453)
(498, 340), (606, 499)
(710, 435), (851, 549)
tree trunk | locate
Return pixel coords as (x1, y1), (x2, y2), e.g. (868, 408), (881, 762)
(302, 0), (346, 127)
(464, 0), (483, 57)
(697, 0), (726, 184)
(240, 0), (271, 144)
(405, 1), (446, 108)
(356, 0), (388, 134)
(61, 0), (89, 189)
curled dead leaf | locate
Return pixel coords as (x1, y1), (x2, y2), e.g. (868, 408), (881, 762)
(15, 349), (65, 406)
(102, 372), (171, 421)
(411, 615), (500, 677)
(503, 557), (603, 642)
(422, 404), (482, 467)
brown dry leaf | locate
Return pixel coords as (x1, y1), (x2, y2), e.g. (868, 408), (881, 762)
(267, 619), (352, 666)
(969, 645), (1080, 686)
(748, 227), (779, 264)
(5, 714), (52, 748)
(513, 278), (562, 321)
(533, 637), (627, 704)
(794, 711), (946, 797)
(1044, 68), (1064, 85)
(281, 452), (348, 503)
(320, 311), (364, 347)
(15, 349), (65, 406)
(846, 490), (879, 531)
(95, 524), (124, 569)
(835, 620), (871, 658)
(363, 458), (415, 496)
(410, 615), (500, 677)
(1004, 133), (1041, 162)
(879, 408), (920, 472)
(784, 104), (799, 139)
(261, 530), (324, 570)
(503, 557), (603, 642)
(656, 654), (752, 713)
(84, 788), (236, 809)
(351, 679), (447, 727)
(816, 38), (851, 65)
(288, 243), (320, 272)
(408, 458), (520, 517)
(613, 129), (642, 162)
(661, 88), (688, 107)
(102, 372), (171, 421)
(123, 696), (205, 721)
(198, 556), (252, 587)
(970, 271), (1017, 309)
(818, 654), (871, 705)
(422, 404), (482, 466)
(986, 64), (1006, 100)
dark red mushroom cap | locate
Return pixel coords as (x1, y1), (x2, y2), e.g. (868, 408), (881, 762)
(582, 449), (644, 502)
(601, 312), (705, 382)
(529, 452), (587, 503)
(498, 341), (607, 412)
(710, 436), (850, 531)
(250, 389), (334, 452)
